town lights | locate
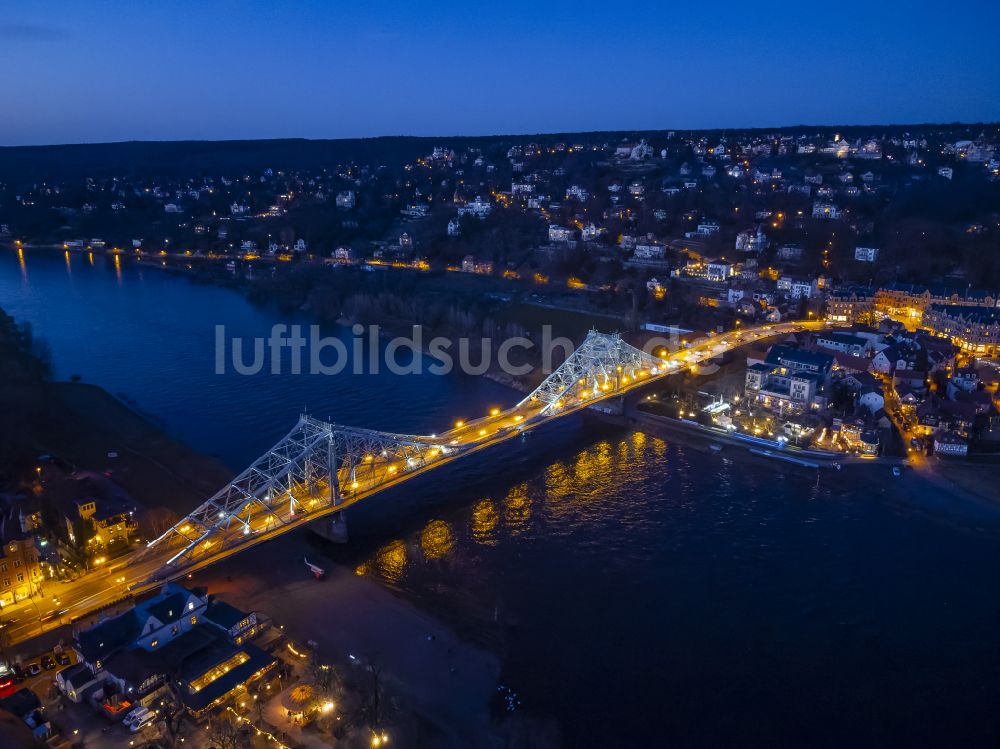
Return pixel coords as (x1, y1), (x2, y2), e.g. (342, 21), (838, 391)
(454, 420), (464, 428)
(489, 407), (500, 416)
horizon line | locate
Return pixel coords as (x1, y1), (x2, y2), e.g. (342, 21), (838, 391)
(3, 119), (999, 150)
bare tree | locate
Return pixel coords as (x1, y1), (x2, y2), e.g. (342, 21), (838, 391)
(207, 713), (244, 749)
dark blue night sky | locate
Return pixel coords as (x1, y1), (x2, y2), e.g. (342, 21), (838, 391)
(2, 0), (998, 145)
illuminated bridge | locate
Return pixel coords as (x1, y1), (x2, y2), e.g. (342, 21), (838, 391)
(136, 322), (822, 582)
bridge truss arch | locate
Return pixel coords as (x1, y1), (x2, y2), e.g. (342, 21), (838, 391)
(139, 415), (453, 573)
(519, 330), (662, 414)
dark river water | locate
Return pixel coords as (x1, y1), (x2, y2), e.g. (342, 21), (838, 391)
(3, 248), (1000, 747)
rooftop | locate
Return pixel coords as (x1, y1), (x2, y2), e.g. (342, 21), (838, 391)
(927, 305), (1000, 325)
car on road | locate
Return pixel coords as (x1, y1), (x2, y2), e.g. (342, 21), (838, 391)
(56, 652), (71, 666)
(24, 663), (41, 677)
(892, 466), (902, 477)
(41, 655), (56, 670)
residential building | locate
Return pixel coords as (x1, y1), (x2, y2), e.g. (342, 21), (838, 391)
(922, 304), (1000, 357)
(854, 246), (879, 262)
(548, 225), (575, 243)
(826, 289), (875, 325)
(0, 510), (42, 607)
(705, 261), (734, 282)
(776, 276), (817, 299)
(633, 242), (666, 260)
(816, 332), (871, 356)
(933, 431), (968, 457)
(873, 284), (997, 325)
(777, 244), (803, 261)
(460, 255), (493, 275)
(70, 584), (276, 716)
(457, 195), (491, 218)
(745, 345), (833, 414)
(812, 201), (842, 220)
(735, 227), (767, 254)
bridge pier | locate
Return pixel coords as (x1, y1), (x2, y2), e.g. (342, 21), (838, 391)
(310, 511), (349, 544)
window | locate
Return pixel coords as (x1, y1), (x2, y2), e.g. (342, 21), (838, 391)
(190, 616), (197, 625)
(12, 560), (20, 568)
(2, 579), (8, 588)
(16, 574), (24, 583)
(0, 563), (6, 572)
(150, 639), (159, 648)
(171, 625), (178, 636)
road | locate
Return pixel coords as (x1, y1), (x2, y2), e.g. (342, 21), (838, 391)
(3, 319), (826, 647)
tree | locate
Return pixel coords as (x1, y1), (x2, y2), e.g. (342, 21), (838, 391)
(207, 713), (245, 749)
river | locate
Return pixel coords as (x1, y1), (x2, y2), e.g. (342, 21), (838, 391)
(3, 248), (1000, 747)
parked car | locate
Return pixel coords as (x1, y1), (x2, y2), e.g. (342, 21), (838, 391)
(55, 652), (71, 666)
(41, 655), (56, 670)
(130, 712), (157, 732)
(124, 706), (152, 729)
(24, 663), (41, 676)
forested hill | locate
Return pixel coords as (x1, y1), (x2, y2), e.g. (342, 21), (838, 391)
(0, 138), (435, 180)
(1, 123), (991, 181)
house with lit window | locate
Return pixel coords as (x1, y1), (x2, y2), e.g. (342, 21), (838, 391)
(69, 584), (275, 715)
(60, 472), (139, 555)
(816, 332), (871, 356)
(812, 201), (841, 220)
(0, 510), (42, 607)
(745, 345), (833, 414)
(74, 583), (210, 673)
(922, 304), (1000, 357)
(203, 598), (261, 644)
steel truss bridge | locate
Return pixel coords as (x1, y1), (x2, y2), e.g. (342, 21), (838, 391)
(137, 323), (820, 581)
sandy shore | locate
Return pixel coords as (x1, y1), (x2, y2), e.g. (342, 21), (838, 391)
(190, 528), (502, 747)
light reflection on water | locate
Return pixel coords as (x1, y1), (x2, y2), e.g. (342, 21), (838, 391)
(357, 431), (668, 584)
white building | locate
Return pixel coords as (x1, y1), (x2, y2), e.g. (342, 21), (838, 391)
(854, 246), (879, 262)
(549, 225), (575, 243)
(776, 276), (817, 299)
(706, 261), (734, 282)
(457, 195), (491, 219)
(735, 227), (767, 254)
(633, 242), (666, 260)
(812, 201), (842, 220)
(336, 191), (356, 209)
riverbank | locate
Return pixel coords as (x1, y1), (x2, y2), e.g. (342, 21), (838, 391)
(625, 403), (1000, 527)
(4, 379), (233, 517)
(190, 528), (512, 748)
